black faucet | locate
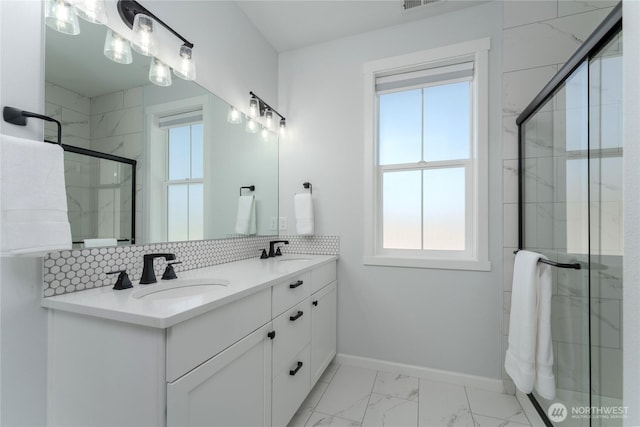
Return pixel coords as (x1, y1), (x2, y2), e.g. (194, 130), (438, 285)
(140, 253), (176, 284)
(268, 240), (289, 257)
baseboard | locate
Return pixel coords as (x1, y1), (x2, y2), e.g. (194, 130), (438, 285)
(335, 353), (504, 393)
(515, 390), (546, 427)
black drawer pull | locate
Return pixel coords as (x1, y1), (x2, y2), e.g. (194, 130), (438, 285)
(289, 280), (304, 289)
(289, 310), (304, 321)
(312, 300), (318, 306)
(267, 331), (276, 340)
(289, 361), (303, 376)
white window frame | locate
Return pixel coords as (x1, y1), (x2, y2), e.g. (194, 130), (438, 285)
(363, 38), (491, 271)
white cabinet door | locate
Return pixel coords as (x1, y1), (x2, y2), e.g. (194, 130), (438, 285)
(167, 323), (272, 427)
(310, 281), (337, 385)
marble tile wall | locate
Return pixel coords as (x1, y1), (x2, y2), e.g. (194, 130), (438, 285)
(501, 0), (617, 396)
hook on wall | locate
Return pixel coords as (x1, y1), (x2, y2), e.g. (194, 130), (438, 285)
(303, 182), (312, 194)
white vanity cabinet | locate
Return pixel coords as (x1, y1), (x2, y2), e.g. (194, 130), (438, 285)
(46, 257), (337, 427)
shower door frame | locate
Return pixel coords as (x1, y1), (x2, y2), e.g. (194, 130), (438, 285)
(515, 4), (622, 426)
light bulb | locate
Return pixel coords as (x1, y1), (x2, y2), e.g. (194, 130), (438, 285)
(173, 45), (196, 81)
(265, 109), (274, 130)
(45, 0), (80, 35)
(249, 97), (259, 118)
(104, 30), (132, 64)
(261, 128), (271, 142)
(131, 14), (156, 56)
(245, 117), (259, 134)
(69, 0), (107, 24)
(227, 106), (242, 124)
(149, 57), (172, 87)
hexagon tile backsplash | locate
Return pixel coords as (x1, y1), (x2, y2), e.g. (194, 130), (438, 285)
(43, 235), (339, 297)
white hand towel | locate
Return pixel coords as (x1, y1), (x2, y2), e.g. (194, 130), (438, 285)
(84, 238), (117, 248)
(1, 135), (72, 256)
(294, 193), (314, 235)
(505, 250), (555, 400)
(235, 195), (256, 235)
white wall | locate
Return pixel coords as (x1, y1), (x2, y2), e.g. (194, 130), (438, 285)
(278, 2), (504, 379)
(0, 1), (278, 424)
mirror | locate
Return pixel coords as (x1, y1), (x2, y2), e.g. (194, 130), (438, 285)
(44, 18), (279, 246)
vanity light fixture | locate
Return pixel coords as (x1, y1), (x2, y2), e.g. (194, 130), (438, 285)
(45, 0), (80, 35)
(173, 45), (196, 81)
(68, 0), (107, 25)
(227, 106), (242, 124)
(130, 13), (156, 56)
(103, 29), (133, 64)
(247, 91), (286, 138)
(149, 57), (172, 87)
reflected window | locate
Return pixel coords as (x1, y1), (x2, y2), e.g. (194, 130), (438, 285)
(166, 122), (204, 241)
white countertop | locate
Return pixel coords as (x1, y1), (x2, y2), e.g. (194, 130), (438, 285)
(41, 254), (337, 328)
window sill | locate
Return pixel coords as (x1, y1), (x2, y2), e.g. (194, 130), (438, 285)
(363, 255), (491, 271)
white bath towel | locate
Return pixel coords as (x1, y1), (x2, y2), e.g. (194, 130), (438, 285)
(1, 135), (72, 256)
(84, 238), (117, 248)
(505, 250), (556, 400)
(235, 195), (256, 235)
(294, 193), (314, 235)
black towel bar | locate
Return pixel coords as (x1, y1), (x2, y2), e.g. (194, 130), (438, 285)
(240, 185), (255, 196)
(513, 250), (581, 270)
(3, 106), (62, 145)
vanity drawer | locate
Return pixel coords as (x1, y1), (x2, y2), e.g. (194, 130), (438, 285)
(272, 345), (310, 427)
(272, 272), (311, 316)
(272, 298), (311, 375)
(166, 288), (271, 382)
(310, 262), (337, 294)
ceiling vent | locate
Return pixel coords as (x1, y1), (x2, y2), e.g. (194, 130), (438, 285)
(403, 0), (442, 10)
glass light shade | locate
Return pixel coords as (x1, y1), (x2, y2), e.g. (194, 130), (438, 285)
(227, 106), (242, 124)
(264, 109), (274, 130)
(149, 57), (172, 87)
(69, 0), (107, 24)
(45, 0), (80, 35)
(245, 117), (259, 134)
(279, 118), (286, 137)
(248, 98), (259, 118)
(173, 45), (196, 81)
(103, 30), (133, 64)
(261, 128), (271, 142)
(131, 14), (156, 56)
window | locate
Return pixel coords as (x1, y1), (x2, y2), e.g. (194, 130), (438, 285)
(165, 122), (204, 241)
(363, 39), (491, 270)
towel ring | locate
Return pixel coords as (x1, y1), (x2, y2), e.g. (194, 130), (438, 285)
(240, 185), (255, 196)
(303, 182), (312, 194)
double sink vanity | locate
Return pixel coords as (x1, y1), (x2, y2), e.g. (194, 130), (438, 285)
(42, 253), (337, 427)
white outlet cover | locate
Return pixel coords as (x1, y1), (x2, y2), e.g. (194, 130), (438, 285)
(279, 217), (288, 230)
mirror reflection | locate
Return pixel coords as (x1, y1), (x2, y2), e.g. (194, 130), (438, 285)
(44, 19), (279, 246)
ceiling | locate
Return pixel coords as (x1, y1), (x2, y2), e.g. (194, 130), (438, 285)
(235, 0), (487, 52)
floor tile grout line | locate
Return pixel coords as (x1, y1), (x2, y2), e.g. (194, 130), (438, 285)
(474, 413), (532, 426)
(359, 369), (380, 425)
(463, 385), (475, 426)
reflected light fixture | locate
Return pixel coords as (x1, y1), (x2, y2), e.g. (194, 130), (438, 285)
(45, 0), (80, 35)
(227, 106), (242, 124)
(245, 117), (259, 134)
(69, 0), (107, 24)
(149, 57), (172, 87)
(103, 30), (133, 64)
(131, 13), (156, 56)
(247, 91), (286, 139)
(174, 45), (196, 81)
(261, 128), (270, 142)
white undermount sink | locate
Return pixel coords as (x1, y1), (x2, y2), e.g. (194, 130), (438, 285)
(132, 278), (230, 301)
(276, 257), (313, 264)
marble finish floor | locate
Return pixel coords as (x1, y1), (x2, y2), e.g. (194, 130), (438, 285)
(288, 362), (532, 427)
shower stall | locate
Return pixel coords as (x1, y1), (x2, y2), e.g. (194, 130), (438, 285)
(516, 5), (622, 427)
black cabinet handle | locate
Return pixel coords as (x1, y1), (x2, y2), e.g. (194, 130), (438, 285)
(267, 331), (276, 340)
(289, 361), (303, 376)
(289, 310), (304, 321)
(312, 300), (318, 306)
(289, 280), (304, 289)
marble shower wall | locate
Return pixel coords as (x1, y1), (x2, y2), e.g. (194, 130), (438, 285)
(501, 0), (618, 396)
